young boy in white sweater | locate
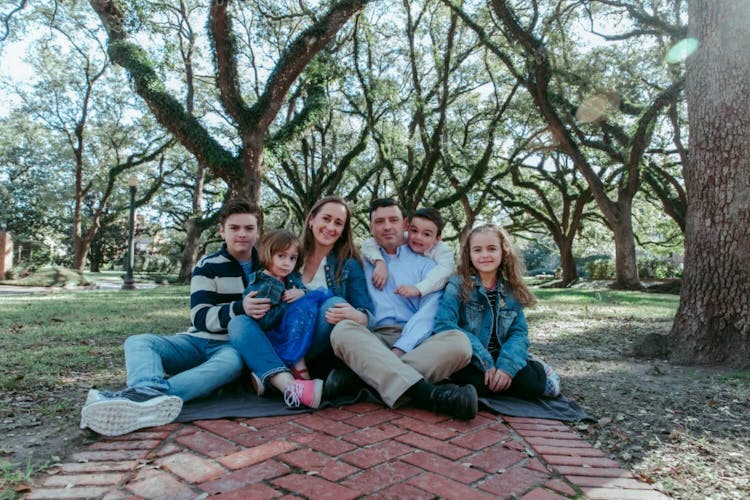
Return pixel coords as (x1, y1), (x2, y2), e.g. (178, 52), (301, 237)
(361, 207), (454, 297)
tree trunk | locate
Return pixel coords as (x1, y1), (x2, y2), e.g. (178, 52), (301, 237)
(89, 244), (102, 273)
(72, 240), (90, 272)
(610, 210), (641, 290)
(557, 235), (578, 287)
(670, 0), (750, 368)
(177, 218), (203, 283)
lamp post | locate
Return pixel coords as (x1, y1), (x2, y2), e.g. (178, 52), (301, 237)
(122, 176), (139, 290)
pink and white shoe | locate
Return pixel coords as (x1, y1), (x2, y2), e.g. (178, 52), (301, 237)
(283, 379), (323, 408)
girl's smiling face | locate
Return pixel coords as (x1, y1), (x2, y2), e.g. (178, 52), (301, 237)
(469, 231), (503, 276)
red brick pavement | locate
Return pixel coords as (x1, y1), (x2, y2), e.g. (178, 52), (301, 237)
(27, 405), (668, 499)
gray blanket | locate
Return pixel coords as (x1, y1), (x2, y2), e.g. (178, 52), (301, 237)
(177, 384), (593, 423)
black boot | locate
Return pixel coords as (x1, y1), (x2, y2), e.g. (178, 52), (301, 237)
(322, 367), (367, 401)
(431, 383), (478, 420)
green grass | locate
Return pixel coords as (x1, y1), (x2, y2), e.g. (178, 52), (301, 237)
(0, 286), (190, 393)
(0, 266), (89, 287)
(0, 458), (49, 500)
(528, 288), (679, 325)
(1, 268), (177, 288)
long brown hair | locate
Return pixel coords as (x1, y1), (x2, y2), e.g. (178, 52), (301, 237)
(300, 196), (362, 282)
(457, 224), (536, 307)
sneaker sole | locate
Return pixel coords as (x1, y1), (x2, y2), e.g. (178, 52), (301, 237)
(81, 395), (183, 436)
(309, 379), (323, 409)
(80, 389), (101, 429)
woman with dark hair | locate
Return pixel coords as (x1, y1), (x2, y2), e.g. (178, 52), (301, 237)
(228, 196), (373, 408)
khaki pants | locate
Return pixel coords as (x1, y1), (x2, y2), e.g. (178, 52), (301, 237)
(330, 321), (472, 407)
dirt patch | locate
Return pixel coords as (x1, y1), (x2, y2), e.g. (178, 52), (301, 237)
(1, 388), (98, 467)
(532, 317), (749, 499)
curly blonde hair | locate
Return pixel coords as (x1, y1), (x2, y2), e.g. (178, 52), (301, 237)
(457, 224), (536, 307)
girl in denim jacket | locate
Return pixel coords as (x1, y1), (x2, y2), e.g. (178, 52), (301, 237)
(434, 224), (560, 399)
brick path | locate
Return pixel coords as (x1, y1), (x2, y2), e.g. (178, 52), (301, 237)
(27, 403), (667, 499)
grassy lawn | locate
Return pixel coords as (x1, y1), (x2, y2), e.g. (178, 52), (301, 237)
(0, 287), (190, 396)
(0, 285), (747, 498)
(0, 286), (190, 498)
(0, 267), (175, 288)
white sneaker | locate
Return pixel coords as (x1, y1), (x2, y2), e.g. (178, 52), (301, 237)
(80, 387), (183, 436)
(250, 372), (265, 397)
(530, 354), (561, 398)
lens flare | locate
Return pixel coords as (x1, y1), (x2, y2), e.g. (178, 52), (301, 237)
(575, 91), (620, 123)
(664, 38), (700, 64)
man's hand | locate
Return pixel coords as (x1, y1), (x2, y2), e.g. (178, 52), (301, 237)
(391, 347), (405, 358)
(394, 285), (421, 297)
(283, 288), (305, 303)
(325, 302), (367, 325)
(242, 291), (271, 319)
(371, 260), (388, 289)
(484, 368), (513, 392)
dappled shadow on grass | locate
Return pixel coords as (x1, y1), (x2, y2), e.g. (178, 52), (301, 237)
(524, 298), (749, 499)
(546, 359), (749, 498)
(0, 286), (192, 394)
(533, 287), (680, 307)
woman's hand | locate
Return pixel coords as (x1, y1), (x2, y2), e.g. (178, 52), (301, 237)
(325, 302), (367, 325)
(242, 291), (271, 319)
(484, 368), (513, 392)
(283, 288), (305, 303)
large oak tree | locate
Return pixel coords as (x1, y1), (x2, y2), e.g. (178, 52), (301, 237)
(88, 0), (371, 206)
(670, 0), (749, 368)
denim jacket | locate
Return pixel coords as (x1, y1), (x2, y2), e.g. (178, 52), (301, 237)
(243, 270), (305, 330)
(323, 254), (375, 328)
(433, 274), (529, 377)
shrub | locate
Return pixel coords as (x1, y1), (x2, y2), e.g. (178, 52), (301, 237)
(526, 267), (556, 277)
(637, 257), (682, 279)
(136, 255), (177, 274)
(586, 259), (615, 280)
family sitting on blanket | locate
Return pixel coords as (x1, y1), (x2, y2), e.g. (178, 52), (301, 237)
(80, 196), (559, 437)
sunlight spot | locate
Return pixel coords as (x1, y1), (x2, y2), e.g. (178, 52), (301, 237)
(664, 38), (700, 64)
(576, 92), (620, 123)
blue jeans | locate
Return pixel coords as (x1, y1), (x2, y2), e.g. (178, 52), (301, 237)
(228, 296), (345, 383)
(124, 334), (244, 402)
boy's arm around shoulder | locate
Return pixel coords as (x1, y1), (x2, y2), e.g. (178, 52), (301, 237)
(360, 236), (385, 264)
(360, 238), (388, 289)
(415, 240), (455, 296)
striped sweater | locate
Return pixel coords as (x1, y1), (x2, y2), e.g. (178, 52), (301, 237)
(181, 244), (259, 341)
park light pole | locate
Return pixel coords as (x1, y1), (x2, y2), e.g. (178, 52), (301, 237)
(122, 175), (138, 290)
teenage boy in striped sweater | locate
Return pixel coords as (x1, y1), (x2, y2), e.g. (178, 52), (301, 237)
(80, 200), (271, 436)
